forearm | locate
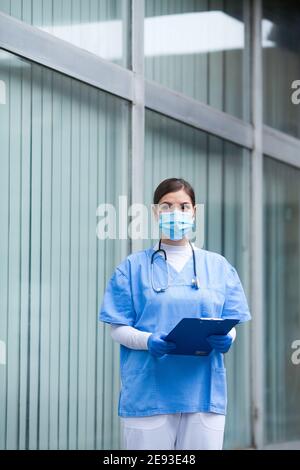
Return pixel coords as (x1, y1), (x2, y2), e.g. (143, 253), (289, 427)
(110, 324), (152, 350)
(110, 324), (236, 351)
(228, 327), (236, 342)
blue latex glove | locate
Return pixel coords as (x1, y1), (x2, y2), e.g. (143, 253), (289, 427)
(207, 333), (233, 353)
(147, 332), (176, 357)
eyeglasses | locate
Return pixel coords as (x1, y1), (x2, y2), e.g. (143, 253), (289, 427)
(156, 202), (194, 213)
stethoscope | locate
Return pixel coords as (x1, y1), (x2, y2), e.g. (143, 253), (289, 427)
(150, 238), (200, 293)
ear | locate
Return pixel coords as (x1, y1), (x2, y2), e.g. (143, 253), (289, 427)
(152, 204), (159, 221)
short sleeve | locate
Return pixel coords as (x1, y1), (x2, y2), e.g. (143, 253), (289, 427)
(99, 266), (136, 327)
(222, 261), (251, 323)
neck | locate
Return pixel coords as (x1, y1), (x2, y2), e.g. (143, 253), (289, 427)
(160, 237), (189, 246)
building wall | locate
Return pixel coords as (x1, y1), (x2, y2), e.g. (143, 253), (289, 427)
(0, 0), (299, 449)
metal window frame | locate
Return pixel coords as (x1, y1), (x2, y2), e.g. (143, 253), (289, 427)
(130, 0), (145, 253)
(0, 11), (133, 101)
(0, 0), (300, 451)
(145, 80), (254, 148)
(250, 0), (265, 450)
(1, 9), (300, 167)
(263, 125), (300, 168)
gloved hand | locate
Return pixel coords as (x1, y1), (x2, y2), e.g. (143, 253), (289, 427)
(147, 332), (176, 357)
(207, 333), (233, 353)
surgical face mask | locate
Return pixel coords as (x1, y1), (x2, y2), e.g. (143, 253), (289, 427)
(159, 210), (195, 240)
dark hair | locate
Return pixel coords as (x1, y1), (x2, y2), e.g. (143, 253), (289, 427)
(153, 178), (195, 206)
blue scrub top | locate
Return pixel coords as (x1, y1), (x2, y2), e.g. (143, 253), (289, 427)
(99, 246), (251, 417)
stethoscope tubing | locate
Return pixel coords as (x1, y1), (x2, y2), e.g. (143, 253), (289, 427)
(150, 238), (199, 292)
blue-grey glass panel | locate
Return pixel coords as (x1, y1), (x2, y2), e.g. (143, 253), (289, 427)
(264, 156), (300, 444)
(0, 0), (130, 67)
(144, 109), (251, 449)
(145, 0), (248, 120)
(0, 50), (130, 449)
(262, 0), (300, 138)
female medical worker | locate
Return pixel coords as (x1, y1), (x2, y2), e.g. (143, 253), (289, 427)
(99, 177), (251, 450)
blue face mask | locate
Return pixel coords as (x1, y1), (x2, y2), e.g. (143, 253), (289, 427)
(159, 210), (195, 240)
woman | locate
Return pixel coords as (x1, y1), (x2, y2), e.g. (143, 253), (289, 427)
(99, 178), (251, 450)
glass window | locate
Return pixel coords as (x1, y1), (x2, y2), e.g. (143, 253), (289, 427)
(0, 50), (130, 449)
(144, 109), (251, 449)
(145, 0), (248, 120)
(264, 156), (300, 445)
(0, 0), (130, 67)
(262, 0), (300, 138)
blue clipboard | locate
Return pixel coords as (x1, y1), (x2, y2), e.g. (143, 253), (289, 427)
(164, 317), (240, 356)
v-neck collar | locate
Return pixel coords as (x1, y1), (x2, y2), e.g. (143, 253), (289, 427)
(152, 241), (194, 273)
(166, 253), (193, 278)
(149, 245), (195, 284)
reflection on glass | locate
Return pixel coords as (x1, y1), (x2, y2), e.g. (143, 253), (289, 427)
(0, 0), (129, 67)
(145, 11), (244, 56)
(262, 0), (300, 137)
(145, 0), (247, 119)
(264, 157), (300, 445)
(144, 109), (251, 449)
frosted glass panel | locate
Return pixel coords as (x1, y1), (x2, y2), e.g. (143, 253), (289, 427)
(144, 109), (251, 449)
(264, 157), (300, 444)
(0, 0), (130, 67)
(262, 0), (300, 137)
(0, 50), (130, 449)
(145, 0), (248, 119)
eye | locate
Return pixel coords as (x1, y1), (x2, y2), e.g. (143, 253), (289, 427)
(181, 203), (193, 211)
(158, 202), (170, 212)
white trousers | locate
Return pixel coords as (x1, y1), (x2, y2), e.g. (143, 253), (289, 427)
(121, 412), (225, 450)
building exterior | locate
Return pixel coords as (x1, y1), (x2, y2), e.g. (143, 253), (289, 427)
(0, 0), (299, 450)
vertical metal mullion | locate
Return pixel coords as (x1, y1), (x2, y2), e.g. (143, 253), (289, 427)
(243, 0), (251, 123)
(131, 0), (145, 253)
(250, 0), (264, 449)
(242, 0), (252, 447)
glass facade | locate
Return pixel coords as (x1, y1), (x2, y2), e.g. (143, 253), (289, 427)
(145, 0), (248, 119)
(0, 0), (130, 67)
(262, 0), (300, 137)
(0, 50), (130, 449)
(144, 110), (251, 449)
(264, 156), (300, 445)
(0, 0), (299, 451)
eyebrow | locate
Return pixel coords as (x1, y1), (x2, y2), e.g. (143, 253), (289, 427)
(160, 201), (192, 205)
